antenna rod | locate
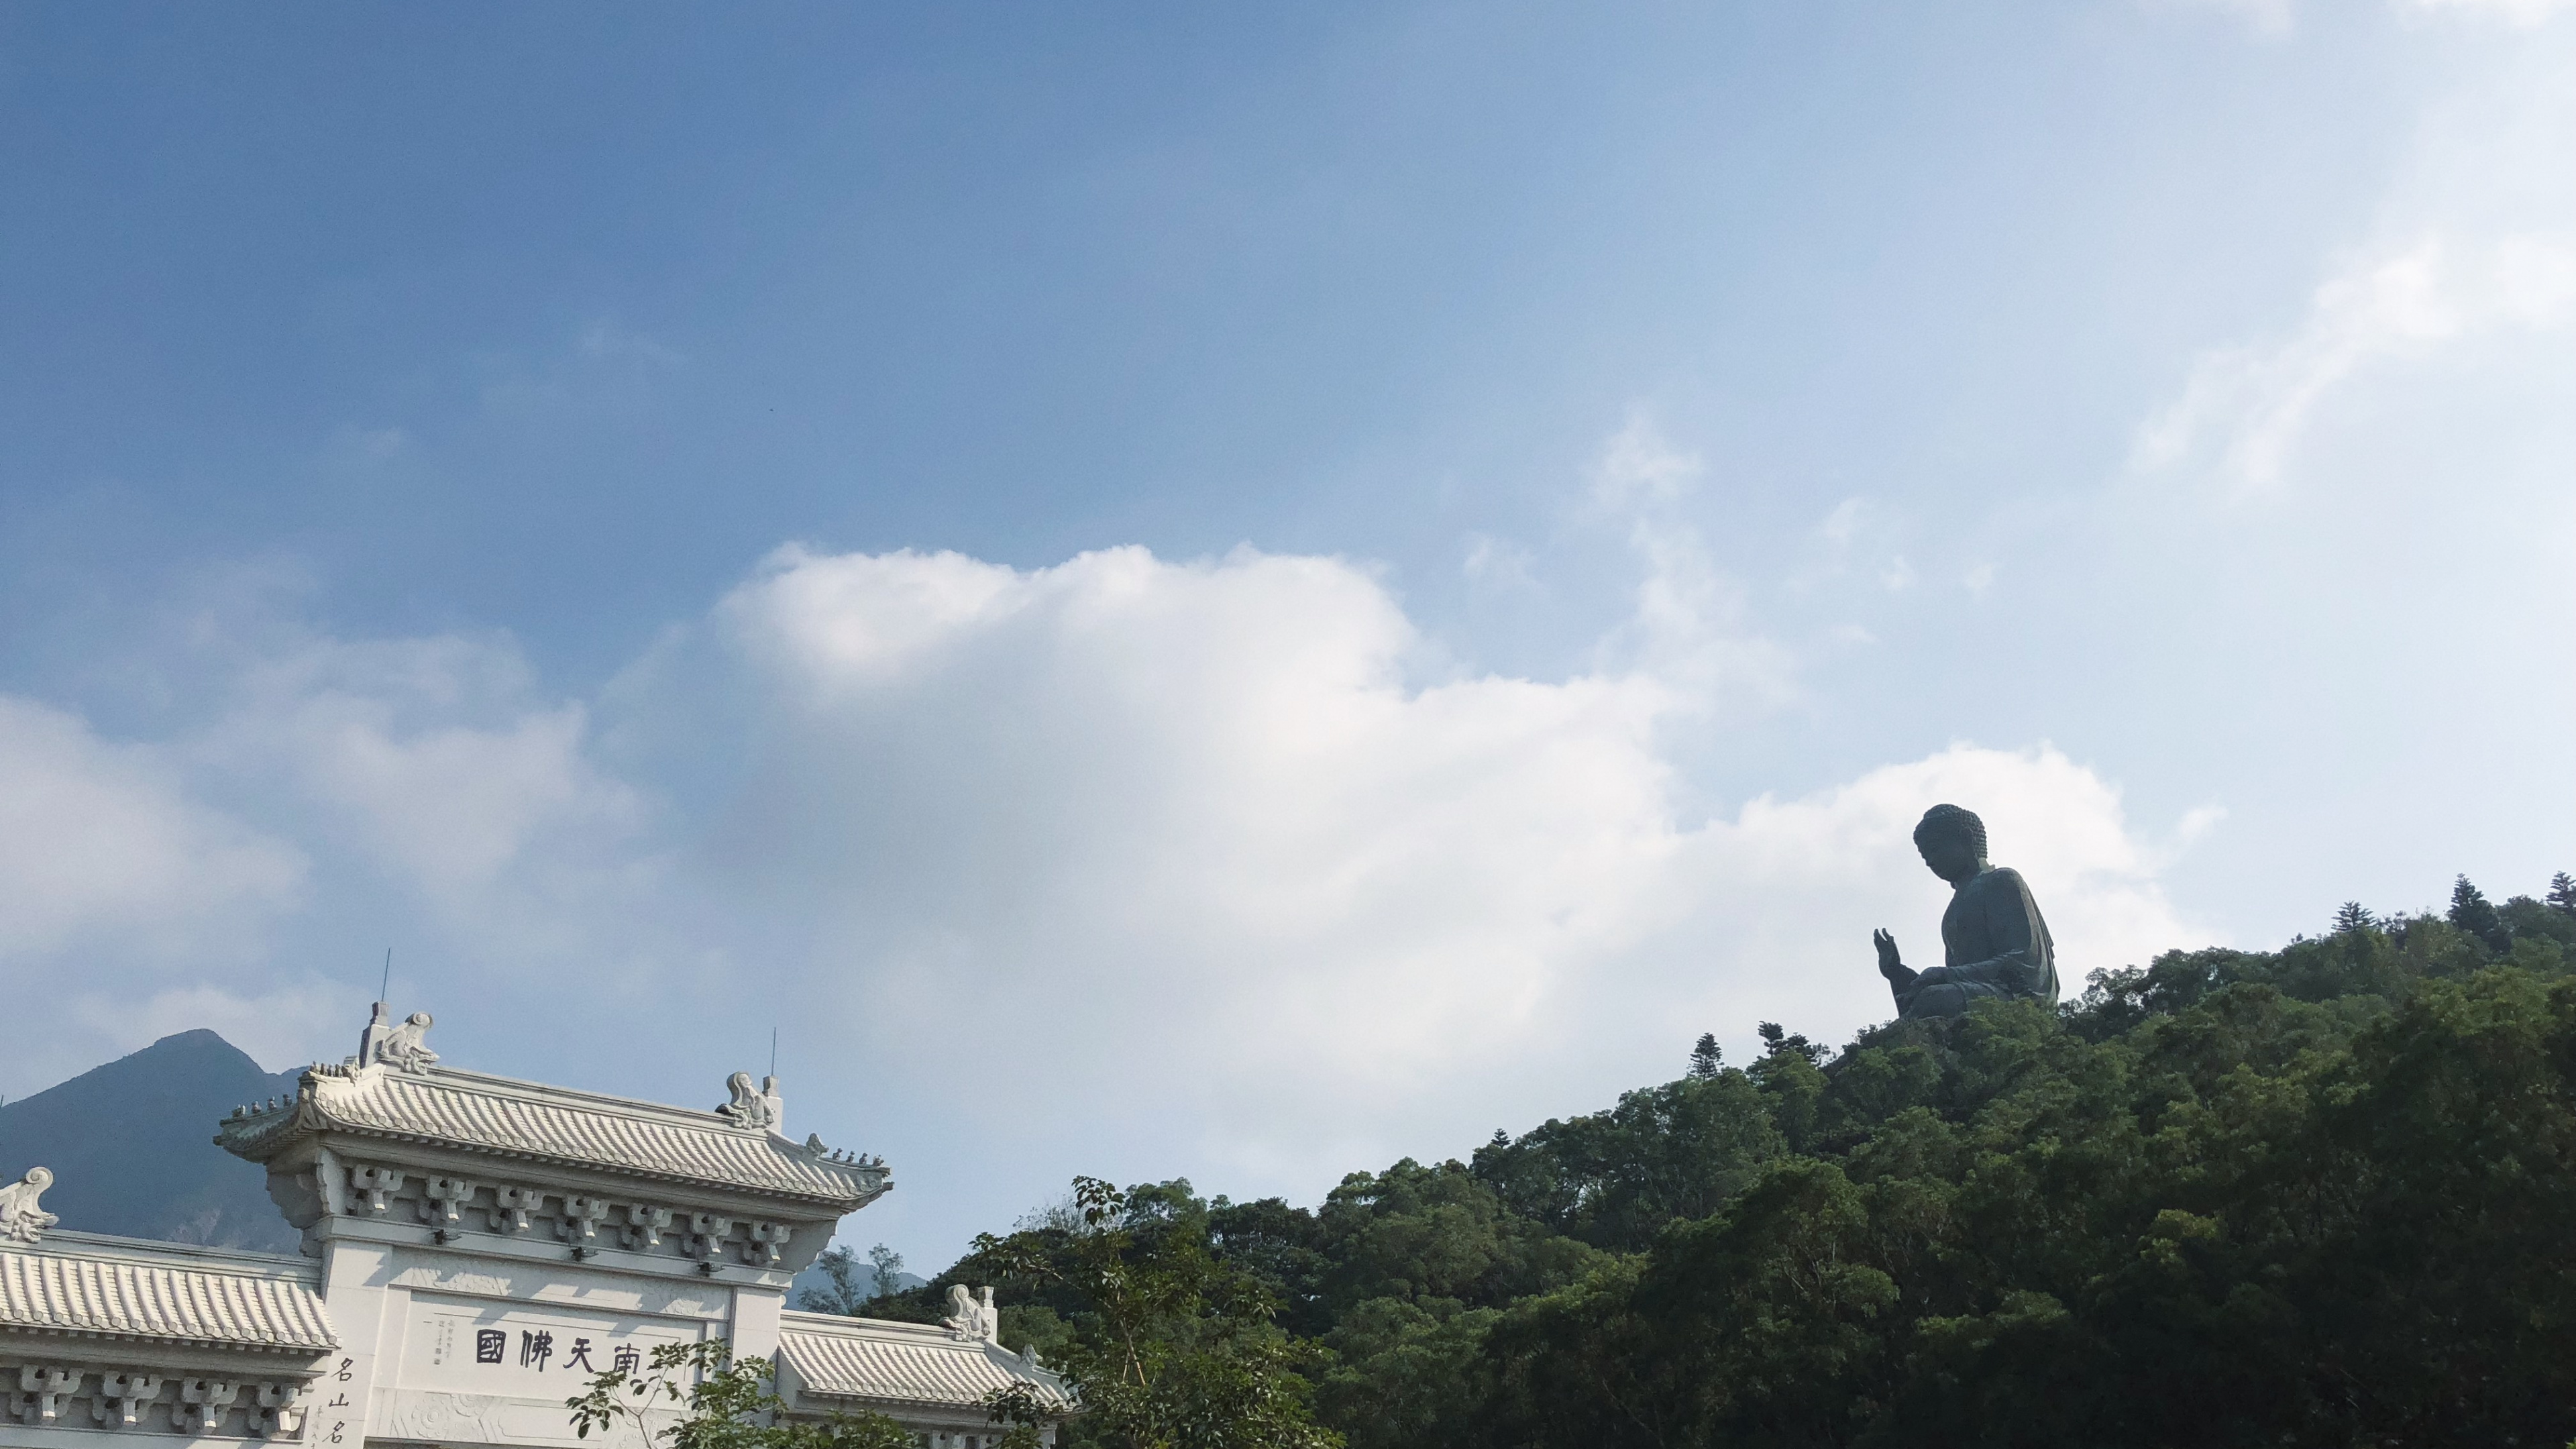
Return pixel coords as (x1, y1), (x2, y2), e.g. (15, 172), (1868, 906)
(769, 1027), (778, 1078)
(380, 948), (392, 1004)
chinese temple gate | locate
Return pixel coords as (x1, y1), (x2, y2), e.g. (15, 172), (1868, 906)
(0, 1006), (1068, 1449)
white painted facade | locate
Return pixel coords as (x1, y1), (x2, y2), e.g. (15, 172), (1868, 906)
(0, 1007), (1068, 1449)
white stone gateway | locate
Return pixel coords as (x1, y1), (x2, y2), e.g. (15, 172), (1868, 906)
(0, 1006), (1070, 1449)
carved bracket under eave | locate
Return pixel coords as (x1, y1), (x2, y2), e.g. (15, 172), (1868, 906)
(7, 1368), (312, 1438)
(90, 1372), (162, 1429)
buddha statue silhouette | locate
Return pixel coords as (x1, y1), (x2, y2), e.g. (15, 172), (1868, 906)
(1872, 804), (2058, 1019)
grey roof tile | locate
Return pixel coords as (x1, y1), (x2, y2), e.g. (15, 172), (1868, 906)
(778, 1313), (1073, 1413)
(218, 1065), (888, 1207)
(0, 1234), (335, 1353)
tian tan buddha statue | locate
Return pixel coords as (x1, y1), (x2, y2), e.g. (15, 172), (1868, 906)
(1872, 804), (2059, 1019)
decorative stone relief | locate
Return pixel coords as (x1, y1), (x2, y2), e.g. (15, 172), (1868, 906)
(490, 1185), (543, 1234)
(419, 1176), (479, 1228)
(91, 1372), (160, 1429)
(384, 1390), (510, 1445)
(174, 1378), (239, 1434)
(0, 1166), (59, 1244)
(620, 1204), (674, 1250)
(349, 1165), (405, 1215)
(15, 1366), (80, 1425)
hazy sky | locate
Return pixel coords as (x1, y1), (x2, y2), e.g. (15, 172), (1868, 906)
(2, 1), (2569, 1267)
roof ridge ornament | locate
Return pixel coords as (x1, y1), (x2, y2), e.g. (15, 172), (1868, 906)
(380, 1012), (437, 1072)
(942, 1285), (1000, 1343)
(714, 1071), (785, 1132)
(356, 1001), (439, 1074)
(1, 1166), (60, 1244)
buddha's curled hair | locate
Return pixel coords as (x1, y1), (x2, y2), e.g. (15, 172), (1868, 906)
(1914, 803), (1986, 858)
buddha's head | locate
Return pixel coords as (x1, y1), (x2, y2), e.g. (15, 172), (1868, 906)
(1913, 804), (1988, 885)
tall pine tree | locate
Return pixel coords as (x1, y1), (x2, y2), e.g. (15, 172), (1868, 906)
(1687, 1033), (1722, 1079)
(1755, 1021), (1825, 1065)
(2333, 901), (2376, 934)
(2450, 875), (2512, 953)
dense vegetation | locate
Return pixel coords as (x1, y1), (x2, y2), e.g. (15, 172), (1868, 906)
(846, 872), (2576, 1448)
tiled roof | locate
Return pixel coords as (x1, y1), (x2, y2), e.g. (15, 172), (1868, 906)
(218, 1065), (890, 1208)
(778, 1313), (1073, 1413)
(0, 1232), (335, 1354)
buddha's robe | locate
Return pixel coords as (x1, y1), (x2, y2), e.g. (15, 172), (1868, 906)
(1891, 865), (2058, 1019)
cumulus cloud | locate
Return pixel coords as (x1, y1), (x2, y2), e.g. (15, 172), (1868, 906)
(677, 539), (2199, 1187)
(0, 426), (2207, 1224)
(710, 543), (1679, 1091)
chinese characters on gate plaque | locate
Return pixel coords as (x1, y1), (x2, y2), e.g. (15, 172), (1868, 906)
(468, 1326), (639, 1375)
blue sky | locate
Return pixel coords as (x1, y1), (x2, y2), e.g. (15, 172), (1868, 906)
(2, 1), (2569, 1266)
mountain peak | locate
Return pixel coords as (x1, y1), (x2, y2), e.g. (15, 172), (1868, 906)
(0, 1029), (304, 1252)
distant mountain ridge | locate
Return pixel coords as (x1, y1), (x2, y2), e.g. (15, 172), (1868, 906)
(0, 1029), (303, 1253)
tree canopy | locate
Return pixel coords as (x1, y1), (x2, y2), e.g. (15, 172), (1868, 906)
(863, 871), (2576, 1448)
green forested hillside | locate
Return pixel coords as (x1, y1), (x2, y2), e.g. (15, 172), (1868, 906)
(867, 873), (2576, 1448)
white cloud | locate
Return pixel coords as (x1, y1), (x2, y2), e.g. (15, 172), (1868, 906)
(2161, 0), (2573, 38)
(2172, 803), (2230, 849)
(195, 631), (652, 917)
(1461, 533), (1538, 591)
(578, 319), (686, 368)
(0, 423), (2210, 1225)
(70, 977), (366, 1078)
(2167, 0), (2298, 38)
(1631, 745), (2201, 1049)
(0, 696), (314, 1097)
(2134, 10), (2576, 494)
(2133, 233), (2576, 489)
(323, 424), (411, 466)
(1819, 497), (1868, 547)
(2402, 0), (2575, 24)
(682, 540), (2200, 1186)
(0, 696), (305, 965)
(1582, 414), (1796, 707)
(1588, 409), (1701, 511)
